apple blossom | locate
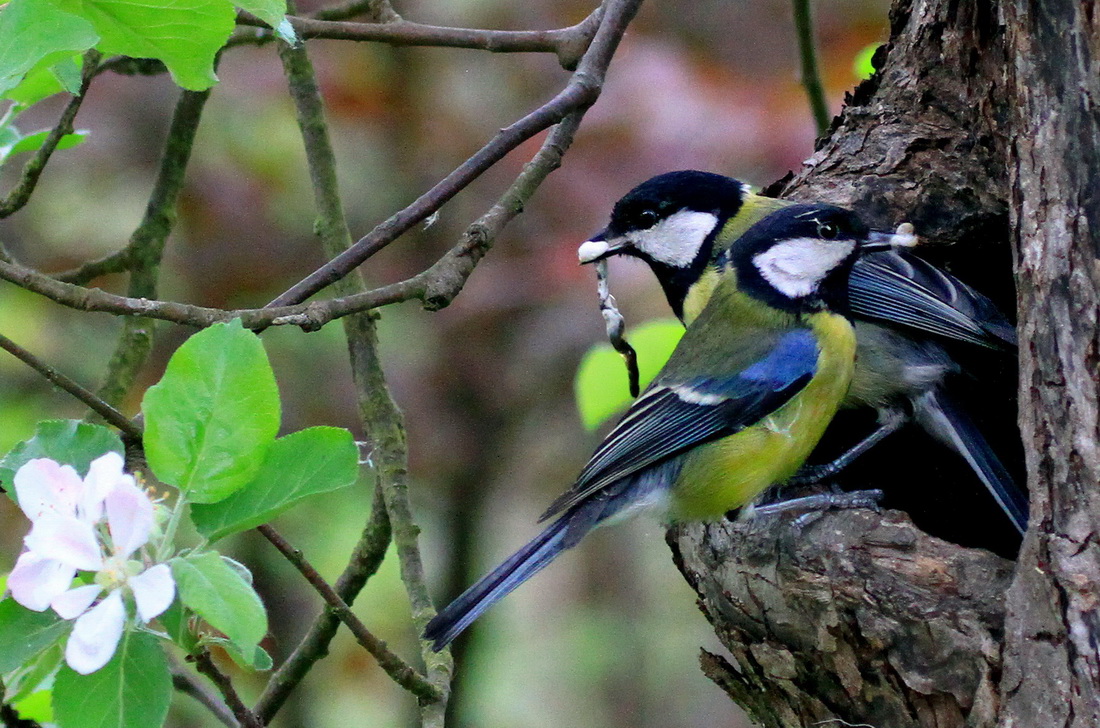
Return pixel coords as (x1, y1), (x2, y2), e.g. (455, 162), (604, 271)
(7, 453), (176, 674)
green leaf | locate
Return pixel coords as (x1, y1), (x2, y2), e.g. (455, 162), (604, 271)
(0, 420), (124, 500)
(156, 600), (198, 654)
(574, 318), (684, 430)
(0, 0), (97, 97)
(51, 54), (84, 93)
(0, 599), (70, 673)
(4, 644), (63, 704)
(8, 128), (88, 156)
(191, 427), (359, 541)
(171, 553), (267, 654)
(215, 637), (273, 670)
(142, 319), (281, 504)
(853, 43), (881, 81)
(50, 0), (236, 91)
(13, 689), (53, 723)
(2, 53), (83, 105)
(52, 630), (171, 728)
(234, 0), (296, 45)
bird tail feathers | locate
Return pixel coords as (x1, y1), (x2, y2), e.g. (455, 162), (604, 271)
(424, 516), (570, 651)
(913, 387), (1029, 534)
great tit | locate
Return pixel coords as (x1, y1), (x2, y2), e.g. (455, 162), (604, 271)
(577, 170), (1028, 534)
(424, 204), (889, 650)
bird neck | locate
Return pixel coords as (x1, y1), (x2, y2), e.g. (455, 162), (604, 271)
(662, 195), (792, 324)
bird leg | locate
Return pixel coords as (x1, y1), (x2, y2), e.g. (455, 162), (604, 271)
(787, 406), (908, 485)
(748, 488), (885, 518)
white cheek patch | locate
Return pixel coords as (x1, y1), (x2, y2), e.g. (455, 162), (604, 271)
(753, 237), (855, 298)
(632, 210), (719, 267)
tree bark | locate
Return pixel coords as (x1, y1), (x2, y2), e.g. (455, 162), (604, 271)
(1000, 2), (1100, 726)
(671, 1), (1100, 726)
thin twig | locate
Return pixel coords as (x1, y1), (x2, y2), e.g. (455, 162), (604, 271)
(255, 482), (392, 722)
(0, 2), (639, 333)
(792, 0), (830, 135)
(274, 14), (455, 722)
(0, 331), (142, 440)
(171, 664), (239, 728)
(236, 11), (599, 69)
(93, 87), (212, 411)
(0, 51), (99, 219)
(261, 1), (641, 310)
(192, 652), (262, 728)
(257, 525), (441, 701)
(311, 0), (399, 22)
(52, 249), (131, 285)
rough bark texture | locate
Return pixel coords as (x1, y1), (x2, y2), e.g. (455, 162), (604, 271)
(671, 512), (1013, 728)
(671, 1), (1100, 726)
(1000, 2), (1100, 726)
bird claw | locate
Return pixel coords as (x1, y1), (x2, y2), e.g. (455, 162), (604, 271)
(745, 488), (884, 531)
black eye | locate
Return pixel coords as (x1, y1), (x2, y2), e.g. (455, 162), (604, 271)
(817, 221), (839, 239)
(637, 208), (659, 229)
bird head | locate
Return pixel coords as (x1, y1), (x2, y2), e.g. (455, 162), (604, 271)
(725, 203), (891, 314)
(577, 171), (749, 271)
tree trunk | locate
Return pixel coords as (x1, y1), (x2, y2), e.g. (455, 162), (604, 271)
(1000, 1), (1100, 725)
(670, 1), (1100, 726)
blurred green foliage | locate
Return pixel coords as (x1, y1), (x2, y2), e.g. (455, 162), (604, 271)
(574, 317), (683, 430)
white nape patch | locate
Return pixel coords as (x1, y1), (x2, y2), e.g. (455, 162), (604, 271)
(632, 210), (719, 268)
(671, 385), (725, 406)
(578, 239), (611, 263)
(753, 237), (855, 298)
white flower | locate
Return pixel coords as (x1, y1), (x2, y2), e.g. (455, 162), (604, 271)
(7, 453), (176, 674)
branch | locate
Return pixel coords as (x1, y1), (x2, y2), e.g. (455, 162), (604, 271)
(265, 0), (643, 310)
(0, 51), (99, 219)
(52, 249), (131, 285)
(257, 525), (441, 701)
(192, 651), (262, 728)
(93, 87), (211, 411)
(236, 10), (600, 69)
(311, 0), (400, 22)
(791, 0), (830, 136)
(0, 330), (142, 440)
(255, 482), (392, 722)
(171, 664), (238, 728)
(0, 1), (641, 335)
(271, 14), (459, 722)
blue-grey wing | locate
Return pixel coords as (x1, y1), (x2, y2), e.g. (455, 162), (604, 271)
(539, 328), (819, 521)
(849, 250), (1016, 349)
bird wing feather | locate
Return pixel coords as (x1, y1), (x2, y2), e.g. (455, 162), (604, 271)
(849, 250), (1016, 348)
(539, 328), (819, 521)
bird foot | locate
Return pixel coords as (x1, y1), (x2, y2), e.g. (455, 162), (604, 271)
(744, 488), (884, 530)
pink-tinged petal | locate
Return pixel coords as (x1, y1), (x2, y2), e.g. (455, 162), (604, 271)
(24, 513), (103, 571)
(65, 590), (126, 675)
(82, 452), (133, 522)
(51, 584), (104, 620)
(9, 552), (76, 611)
(130, 564), (176, 622)
(104, 481), (153, 559)
(13, 459), (83, 522)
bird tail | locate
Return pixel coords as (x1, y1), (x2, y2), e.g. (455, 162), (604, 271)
(912, 387), (1029, 534)
(424, 516), (572, 652)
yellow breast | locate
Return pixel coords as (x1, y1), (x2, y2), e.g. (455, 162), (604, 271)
(668, 312), (856, 521)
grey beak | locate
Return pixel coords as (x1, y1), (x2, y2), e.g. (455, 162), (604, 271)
(863, 231), (899, 252)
